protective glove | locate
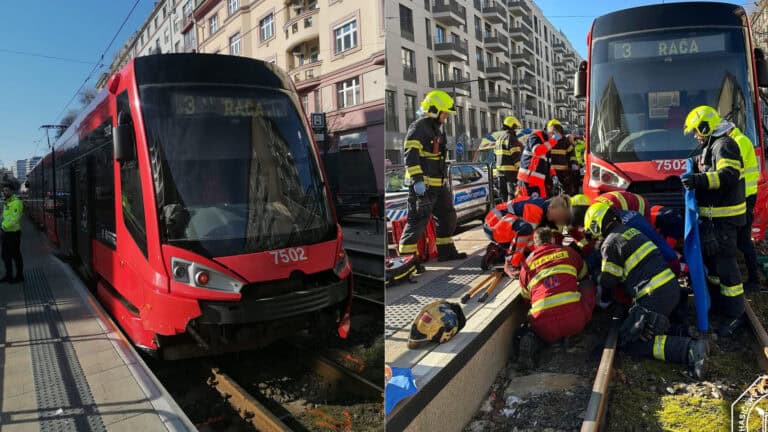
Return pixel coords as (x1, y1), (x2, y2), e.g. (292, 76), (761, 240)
(681, 173), (705, 190)
(571, 164), (579, 171)
(552, 175), (560, 185)
(552, 132), (562, 141)
(413, 181), (426, 196)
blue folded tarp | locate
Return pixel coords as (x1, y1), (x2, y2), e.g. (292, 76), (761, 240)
(384, 366), (418, 415)
(683, 158), (710, 332)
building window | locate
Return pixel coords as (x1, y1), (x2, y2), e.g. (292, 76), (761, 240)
(260, 14), (274, 41)
(164, 28), (170, 44)
(399, 4), (414, 41)
(404, 94), (417, 126)
(228, 0), (239, 15)
(334, 20), (358, 54)
(336, 77), (360, 109)
(434, 25), (445, 44)
(209, 14), (218, 35)
(229, 33), (241, 55)
(401, 47), (415, 82)
(313, 89), (321, 112)
(173, 17), (180, 32)
(183, 0), (192, 16)
(425, 18), (432, 49)
(385, 90), (399, 131)
(162, 5), (167, 18)
(301, 94), (309, 114)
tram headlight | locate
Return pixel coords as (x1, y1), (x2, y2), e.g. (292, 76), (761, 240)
(589, 164), (630, 189)
(170, 257), (244, 293)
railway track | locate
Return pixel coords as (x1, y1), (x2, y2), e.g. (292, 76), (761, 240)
(580, 300), (768, 431)
(208, 347), (384, 432)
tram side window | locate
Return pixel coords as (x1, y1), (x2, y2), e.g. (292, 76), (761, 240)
(117, 91), (148, 257)
(90, 121), (117, 248)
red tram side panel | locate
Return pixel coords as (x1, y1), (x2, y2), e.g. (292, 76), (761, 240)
(26, 54), (352, 358)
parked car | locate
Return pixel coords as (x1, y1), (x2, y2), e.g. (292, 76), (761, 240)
(385, 163), (492, 232)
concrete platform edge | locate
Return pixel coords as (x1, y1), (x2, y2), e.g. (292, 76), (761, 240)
(50, 257), (197, 432)
(387, 286), (526, 432)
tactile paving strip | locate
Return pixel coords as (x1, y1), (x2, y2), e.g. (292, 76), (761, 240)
(385, 259), (484, 337)
(24, 269), (106, 432)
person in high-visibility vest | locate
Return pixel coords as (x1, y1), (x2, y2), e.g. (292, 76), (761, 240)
(516, 227), (596, 368)
(572, 135), (586, 166)
(724, 122), (760, 292)
(495, 116), (523, 201)
(547, 119), (579, 195)
(518, 128), (558, 199)
(398, 90), (467, 263)
(1, 183), (24, 283)
(585, 202), (706, 379)
(681, 105), (746, 336)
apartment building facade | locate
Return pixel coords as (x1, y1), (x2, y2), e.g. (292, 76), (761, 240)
(191, 0), (386, 190)
(97, 0), (199, 88)
(385, 0), (583, 162)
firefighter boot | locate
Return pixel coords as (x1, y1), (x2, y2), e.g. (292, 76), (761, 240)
(717, 315), (746, 338)
(437, 244), (467, 262)
(518, 329), (541, 371)
(686, 339), (707, 380)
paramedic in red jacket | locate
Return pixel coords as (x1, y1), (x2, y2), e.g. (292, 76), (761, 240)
(519, 227), (596, 343)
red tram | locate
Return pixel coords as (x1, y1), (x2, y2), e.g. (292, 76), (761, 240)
(26, 54), (352, 358)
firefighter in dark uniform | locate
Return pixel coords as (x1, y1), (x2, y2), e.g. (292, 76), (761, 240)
(495, 115), (522, 201)
(585, 202), (707, 379)
(681, 106), (746, 336)
(546, 119), (579, 196)
(398, 90), (467, 263)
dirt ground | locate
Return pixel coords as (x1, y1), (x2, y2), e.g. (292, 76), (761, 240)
(465, 275), (768, 432)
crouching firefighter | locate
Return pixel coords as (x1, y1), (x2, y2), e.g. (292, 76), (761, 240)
(585, 203), (707, 379)
(398, 90), (467, 263)
(682, 106), (746, 336)
(516, 228), (596, 368)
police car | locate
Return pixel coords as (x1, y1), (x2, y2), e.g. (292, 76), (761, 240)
(385, 163), (492, 232)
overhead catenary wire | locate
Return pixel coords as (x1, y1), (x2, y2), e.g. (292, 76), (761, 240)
(0, 48), (98, 65)
(51, 0), (143, 125)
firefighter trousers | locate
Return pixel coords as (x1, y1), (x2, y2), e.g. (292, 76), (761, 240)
(555, 170), (579, 196)
(737, 195), (759, 285)
(621, 281), (691, 364)
(498, 171), (517, 202)
(530, 280), (596, 343)
(703, 223), (745, 318)
(398, 184), (458, 256)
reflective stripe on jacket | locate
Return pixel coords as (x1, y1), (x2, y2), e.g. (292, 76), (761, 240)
(2, 195), (22, 232)
(403, 117), (448, 187)
(519, 244), (587, 317)
(729, 127), (758, 197)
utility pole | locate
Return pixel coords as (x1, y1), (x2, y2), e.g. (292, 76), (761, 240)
(40, 124), (67, 239)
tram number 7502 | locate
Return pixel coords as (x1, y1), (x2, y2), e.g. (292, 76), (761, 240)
(655, 159), (686, 172)
(269, 248), (308, 264)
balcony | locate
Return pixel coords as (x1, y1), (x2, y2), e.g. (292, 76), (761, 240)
(433, 0), (467, 27)
(509, 0), (531, 16)
(555, 79), (569, 90)
(434, 40), (469, 62)
(553, 41), (566, 53)
(521, 14), (533, 30)
(522, 38), (534, 54)
(509, 52), (532, 67)
(481, 1), (507, 24)
(488, 91), (512, 108)
(284, 8), (320, 52)
(485, 63), (510, 80)
(290, 60), (323, 90)
(519, 77), (535, 92)
(484, 33), (508, 53)
(435, 78), (471, 97)
(403, 64), (417, 82)
(508, 24), (529, 42)
(554, 60), (568, 71)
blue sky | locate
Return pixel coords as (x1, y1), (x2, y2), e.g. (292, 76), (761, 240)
(536, 0), (756, 59)
(0, 1), (153, 168)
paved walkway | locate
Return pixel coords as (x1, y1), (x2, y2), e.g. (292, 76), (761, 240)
(0, 218), (194, 432)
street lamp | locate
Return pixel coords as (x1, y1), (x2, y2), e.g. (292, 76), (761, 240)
(40, 124), (67, 238)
